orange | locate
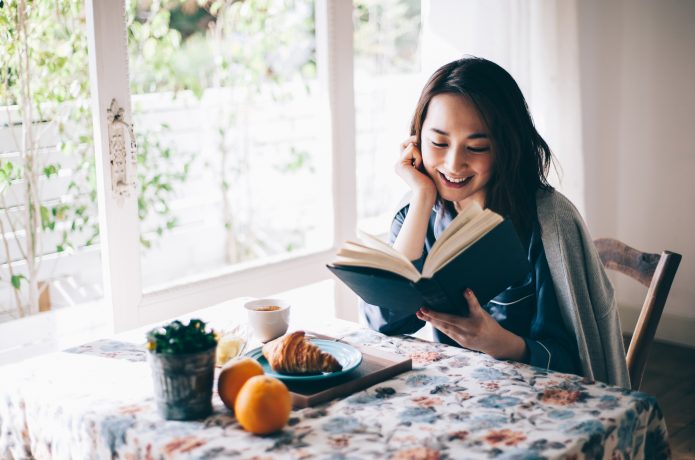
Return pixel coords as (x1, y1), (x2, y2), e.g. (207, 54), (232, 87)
(217, 357), (264, 411)
(234, 375), (292, 435)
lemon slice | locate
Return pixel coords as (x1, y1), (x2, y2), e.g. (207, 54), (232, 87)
(216, 334), (246, 367)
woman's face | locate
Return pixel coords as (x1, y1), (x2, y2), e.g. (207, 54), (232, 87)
(421, 93), (495, 209)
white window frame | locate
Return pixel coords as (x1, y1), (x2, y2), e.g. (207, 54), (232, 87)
(0, 0), (358, 363)
(86, 0), (357, 332)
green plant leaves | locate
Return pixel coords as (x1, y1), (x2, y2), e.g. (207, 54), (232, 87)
(0, 161), (15, 183)
(146, 318), (217, 354)
(42, 164), (59, 178)
(10, 274), (25, 290)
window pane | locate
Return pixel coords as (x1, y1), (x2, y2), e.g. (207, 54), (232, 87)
(0, 1), (102, 323)
(354, 0), (423, 234)
(127, 0), (331, 288)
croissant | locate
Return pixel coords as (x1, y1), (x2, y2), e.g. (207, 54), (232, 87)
(262, 331), (342, 374)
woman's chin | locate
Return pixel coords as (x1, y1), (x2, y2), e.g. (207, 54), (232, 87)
(437, 187), (473, 204)
(436, 186), (485, 208)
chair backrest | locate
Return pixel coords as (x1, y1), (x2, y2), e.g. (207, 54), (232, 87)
(594, 238), (682, 391)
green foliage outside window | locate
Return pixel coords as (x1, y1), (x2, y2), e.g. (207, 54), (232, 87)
(0, 0), (420, 318)
(0, 0), (190, 317)
(354, 0), (421, 74)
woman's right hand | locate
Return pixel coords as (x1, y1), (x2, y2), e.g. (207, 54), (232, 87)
(395, 136), (437, 200)
(391, 136), (437, 260)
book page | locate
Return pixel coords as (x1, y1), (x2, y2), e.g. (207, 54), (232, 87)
(333, 249), (421, 282)
(356, 229), (414, 265)
(429, 202), (483, 252)
(425, 202), (483, 267)
(332, 233), (421, 282)
(421, 208), (503, 278)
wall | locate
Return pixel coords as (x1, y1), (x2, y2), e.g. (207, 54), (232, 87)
(578, 0), (695, 347)
(423, 0), (695, 347)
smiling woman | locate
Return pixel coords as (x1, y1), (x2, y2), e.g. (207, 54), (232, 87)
(361, 57), (631, 389)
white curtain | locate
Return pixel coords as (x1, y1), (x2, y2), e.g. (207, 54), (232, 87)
(421, 0), (586, 215)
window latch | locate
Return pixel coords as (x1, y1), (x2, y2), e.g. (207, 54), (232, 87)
(107, 98), (137, 203)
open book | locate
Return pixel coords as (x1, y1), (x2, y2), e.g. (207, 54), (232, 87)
(327, 202), (530, 315)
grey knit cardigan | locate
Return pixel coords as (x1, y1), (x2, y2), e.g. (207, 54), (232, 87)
(536, 190), (630, 388)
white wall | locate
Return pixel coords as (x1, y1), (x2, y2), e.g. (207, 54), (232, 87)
(578, 0), (695, 347)
(423, 0), (695, 347)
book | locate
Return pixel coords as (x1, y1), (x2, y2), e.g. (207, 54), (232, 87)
(327, 202), (530, 316)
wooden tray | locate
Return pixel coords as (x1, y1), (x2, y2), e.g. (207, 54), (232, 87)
(285, 333), (412, 409)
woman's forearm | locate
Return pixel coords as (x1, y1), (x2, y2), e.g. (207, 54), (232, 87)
(392, 191), (436, 260)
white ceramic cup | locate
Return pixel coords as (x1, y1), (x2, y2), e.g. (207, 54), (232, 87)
(244, 298), (291, 342)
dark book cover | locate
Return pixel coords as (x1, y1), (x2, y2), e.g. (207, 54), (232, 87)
(327, 219), (530, 316)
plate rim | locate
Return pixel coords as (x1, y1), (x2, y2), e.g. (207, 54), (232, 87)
(244, 338), (363, 381)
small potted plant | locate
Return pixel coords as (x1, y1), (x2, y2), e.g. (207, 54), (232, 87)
(146, 319), (218, 420)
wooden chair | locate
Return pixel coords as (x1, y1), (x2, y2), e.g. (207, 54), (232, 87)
(594, 238), (682, 391)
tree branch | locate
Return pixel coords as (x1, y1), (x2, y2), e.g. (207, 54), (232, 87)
(0, 217), (25, 318)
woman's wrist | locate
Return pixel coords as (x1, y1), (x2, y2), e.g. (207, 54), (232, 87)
(487, 330), (528, 363)
(392, 190), (436, 260)
(411, 188), (437, 209)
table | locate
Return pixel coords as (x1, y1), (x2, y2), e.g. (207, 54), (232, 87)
(0, 299), (670, 459)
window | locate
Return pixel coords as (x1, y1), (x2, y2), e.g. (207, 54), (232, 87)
(87, 0), (356, 331)
(126, 1), (332, 289)
(0, 0), (104, 359)
(354, 0), (423, 235)
(1, 0), (395, 358)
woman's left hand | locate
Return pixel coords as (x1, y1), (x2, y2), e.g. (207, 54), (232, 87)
(416, 289), (528, 361)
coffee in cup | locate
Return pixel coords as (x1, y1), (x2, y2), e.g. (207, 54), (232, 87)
(244, 298), (290, 342)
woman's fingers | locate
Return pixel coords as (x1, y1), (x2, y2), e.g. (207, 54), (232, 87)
(417, 310), (466, 340)
(416, 292), (495, 355)
(464, 289), (483, 316)
(399, 142), (414, 161)
(394, 136), (435, 196)
(400, 136), (420, 166)
(419, 308), (465, 327)
(400, 135), (418, 151)
(399, 142), (423, 169)
(410, 145), (423, 169)
(417, 294), (482, 334)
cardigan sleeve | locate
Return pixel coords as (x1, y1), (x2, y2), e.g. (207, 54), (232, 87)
(359, 205), (427, 335)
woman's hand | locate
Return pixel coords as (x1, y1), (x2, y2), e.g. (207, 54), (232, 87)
(395, 135), (436, 201)
(391, 136), (437, 260)
(416, 289), (528, 362)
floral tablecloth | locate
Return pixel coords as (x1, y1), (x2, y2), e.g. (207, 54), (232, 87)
(0, 324), (669, 459)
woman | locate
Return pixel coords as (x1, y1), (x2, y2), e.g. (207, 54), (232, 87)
(361, 57), (630, 388)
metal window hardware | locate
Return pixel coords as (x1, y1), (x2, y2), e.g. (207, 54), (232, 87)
(107, 98), (137, 203)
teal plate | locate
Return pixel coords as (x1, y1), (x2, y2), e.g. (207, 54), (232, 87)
(245, 339), (363, 382)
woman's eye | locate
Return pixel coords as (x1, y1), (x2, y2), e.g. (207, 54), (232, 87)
(468, 146), (490, 153)
(431, 141), (447, 148)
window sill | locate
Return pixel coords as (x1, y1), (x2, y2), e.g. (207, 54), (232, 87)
(0, 298), (110, 366)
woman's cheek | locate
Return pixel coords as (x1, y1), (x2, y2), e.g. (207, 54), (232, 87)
(419, 151), (434, 174)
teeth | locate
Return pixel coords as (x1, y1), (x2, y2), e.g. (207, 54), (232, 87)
(442, 172), (472, 183)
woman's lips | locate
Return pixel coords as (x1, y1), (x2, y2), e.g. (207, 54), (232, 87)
(438, 171), (473, 189)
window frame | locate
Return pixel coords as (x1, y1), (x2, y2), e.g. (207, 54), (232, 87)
(85, 0), (357, 332)
(0, 0), (357, 360)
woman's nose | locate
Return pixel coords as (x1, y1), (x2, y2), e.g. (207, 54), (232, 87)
(444, 148), (465, 171)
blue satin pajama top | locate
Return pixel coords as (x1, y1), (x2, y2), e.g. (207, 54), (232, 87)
(360, 202), (581, 374)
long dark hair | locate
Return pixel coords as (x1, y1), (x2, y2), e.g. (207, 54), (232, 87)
(410, 57), (553, 239)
